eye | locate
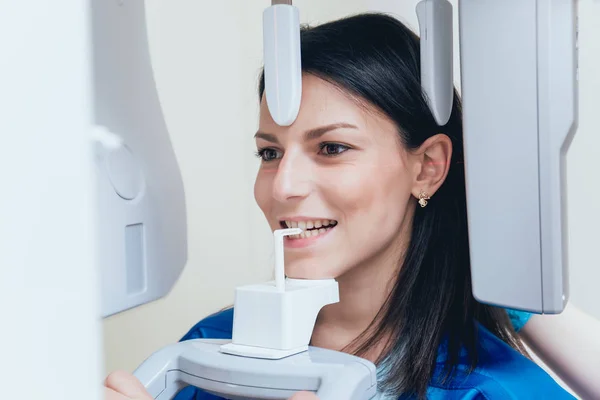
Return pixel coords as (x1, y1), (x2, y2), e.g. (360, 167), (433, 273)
(255, 147), (282, 162)
(319, 143), (350, 156)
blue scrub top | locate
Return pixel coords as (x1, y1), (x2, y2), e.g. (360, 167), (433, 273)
(172, 309), (573, 400)
(506, 309), (532, 333)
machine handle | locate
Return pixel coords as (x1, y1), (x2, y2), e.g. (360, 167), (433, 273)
(133, 341), (376, 400)
(316, 363), (376, 400)
(133, 343), (185, 399)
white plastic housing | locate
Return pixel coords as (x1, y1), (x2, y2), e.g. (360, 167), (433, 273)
(0, 2), (103, 400)
(263, 4), (302, 126)
(135, 339), (376, 400)
(459, 0), (578, 313)
(416, 0), (454, 126)
(222, 279), (339, 359)
(91, 0), (187, 317)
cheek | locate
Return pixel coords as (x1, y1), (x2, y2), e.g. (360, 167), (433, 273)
(254, 172), (272, 215)
(329, 163), (409, 221)
(325, 162), (412, 262)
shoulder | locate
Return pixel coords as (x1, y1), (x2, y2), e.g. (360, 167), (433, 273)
(429, 324), (574, 399)
(179, 308), (234, 341)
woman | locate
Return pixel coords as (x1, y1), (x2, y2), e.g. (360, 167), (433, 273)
(105, 13), (579, 400)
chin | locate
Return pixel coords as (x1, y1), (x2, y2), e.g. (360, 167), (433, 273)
(285, 263), (334, 280)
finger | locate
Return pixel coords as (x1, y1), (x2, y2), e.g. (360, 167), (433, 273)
(289, 391), (319, 400)
(104, 386), (131, 400)
(104, 370), (152, 399)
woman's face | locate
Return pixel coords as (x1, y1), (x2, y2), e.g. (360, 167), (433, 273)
(254, 75), (418, 280)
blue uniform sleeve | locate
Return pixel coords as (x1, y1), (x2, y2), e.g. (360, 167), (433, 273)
(505, 309), (533, 333)
(427, 323), (576, 399)
(173, 386), (214, 400)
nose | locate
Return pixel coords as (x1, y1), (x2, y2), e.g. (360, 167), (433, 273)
(271, 152), (312, 202)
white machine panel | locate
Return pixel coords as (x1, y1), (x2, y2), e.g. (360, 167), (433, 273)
(91, 0), (188, 317)
(0, 1), (102, 399)
(458, 0), (578, 313)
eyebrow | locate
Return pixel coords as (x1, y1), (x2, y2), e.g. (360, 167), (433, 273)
(254, 123), (359, 144)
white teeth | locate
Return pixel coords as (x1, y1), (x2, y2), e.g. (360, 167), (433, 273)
(282, 219), (338, 239)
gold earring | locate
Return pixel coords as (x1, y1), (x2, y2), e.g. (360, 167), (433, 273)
(418, 190), (430, 208)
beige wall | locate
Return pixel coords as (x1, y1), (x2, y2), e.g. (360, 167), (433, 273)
(103, 2), (600, 389)
(564, 0), (600, 321)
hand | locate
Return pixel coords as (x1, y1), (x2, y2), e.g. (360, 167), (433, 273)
(289, 392), (320, 400)
(104, 370), (153, 400)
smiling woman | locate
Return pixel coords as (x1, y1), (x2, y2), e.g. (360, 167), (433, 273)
(174, 12), (574, 400)
(254, 72), (428, 285)
(103, 12), (576, 400)
(180, 13), (571, 400)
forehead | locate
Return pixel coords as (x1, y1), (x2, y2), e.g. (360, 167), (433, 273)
(259, 74), (386, 133)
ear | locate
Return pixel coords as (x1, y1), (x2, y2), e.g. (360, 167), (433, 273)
(409, 134), (453, 203)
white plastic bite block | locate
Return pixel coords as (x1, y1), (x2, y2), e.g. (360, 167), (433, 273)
(231, 279), (339, 351)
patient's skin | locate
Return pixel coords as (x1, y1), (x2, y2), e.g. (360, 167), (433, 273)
(253, 73), (452, 358)
(522, 304), (600, 399)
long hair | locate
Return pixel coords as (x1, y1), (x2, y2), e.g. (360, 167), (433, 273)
(258, 13), (528, 399)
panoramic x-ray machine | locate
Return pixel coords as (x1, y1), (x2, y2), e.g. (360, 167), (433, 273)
(0, 0), (578, 399)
